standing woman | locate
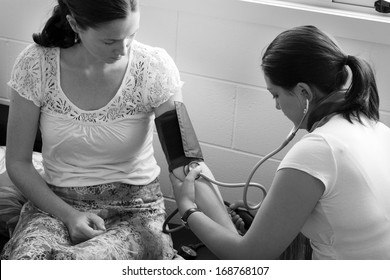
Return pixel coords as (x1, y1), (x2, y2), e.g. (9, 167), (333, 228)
(171, 25), (390, 259)
(1, 0), (234, 260)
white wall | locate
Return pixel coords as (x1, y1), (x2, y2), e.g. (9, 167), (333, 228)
(1, 0), (390, 220)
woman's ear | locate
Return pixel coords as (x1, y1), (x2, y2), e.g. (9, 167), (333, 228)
(66, 14), (79, 33)
(295, 82), (314, 102)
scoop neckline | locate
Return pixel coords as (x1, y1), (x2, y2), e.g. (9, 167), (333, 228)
(56, 47), (133, 113)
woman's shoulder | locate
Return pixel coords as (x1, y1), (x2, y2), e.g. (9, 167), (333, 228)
(14, 44), (57, 68)
(132, 40), (172, 64)
(19, 43), (55, 58)
(9, 44), (59, 107)
(132, 40), (167, 54)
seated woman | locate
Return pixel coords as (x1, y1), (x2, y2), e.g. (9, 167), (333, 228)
(1, 0), (235, 260)
(170, 25), (390, 260)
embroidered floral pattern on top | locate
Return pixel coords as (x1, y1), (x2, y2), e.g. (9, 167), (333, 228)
(7, 41), (183, 123)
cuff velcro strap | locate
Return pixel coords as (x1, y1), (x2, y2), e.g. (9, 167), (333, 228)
(155, 101), (204, 172)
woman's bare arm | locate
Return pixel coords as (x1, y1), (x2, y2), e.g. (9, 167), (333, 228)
(6, 91), (105, 243)
(154, 92), (237, 232)
(172, 167), (324, 259)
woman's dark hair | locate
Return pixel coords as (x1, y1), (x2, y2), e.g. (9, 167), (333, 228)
(33, 0), (139, 48)
(261, 25), (379, 123)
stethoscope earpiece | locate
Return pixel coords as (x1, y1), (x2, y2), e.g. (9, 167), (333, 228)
(304, 99), (309, 114)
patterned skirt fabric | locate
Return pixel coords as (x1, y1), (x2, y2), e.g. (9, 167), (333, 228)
(0, 184), (26, 237)
(0, 179), (181, 260)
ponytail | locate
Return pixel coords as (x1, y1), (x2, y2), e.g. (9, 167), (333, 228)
(32, 1), (77, 48)
(343, 56), (380, 122)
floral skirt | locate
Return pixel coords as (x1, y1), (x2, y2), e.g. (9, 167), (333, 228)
(0, 178), (181, 260)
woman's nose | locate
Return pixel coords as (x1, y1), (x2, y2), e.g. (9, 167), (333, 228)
(116, 40), (129, 56)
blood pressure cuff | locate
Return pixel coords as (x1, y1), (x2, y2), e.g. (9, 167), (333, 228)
(155, 101), (203, 172)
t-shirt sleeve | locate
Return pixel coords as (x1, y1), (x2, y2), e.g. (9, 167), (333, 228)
(277, 134), (337, 196)
(7, 44), (44, 107)
(144, 48), (183, 108)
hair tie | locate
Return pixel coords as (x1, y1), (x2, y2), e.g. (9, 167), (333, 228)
(344, 55), (350, 66)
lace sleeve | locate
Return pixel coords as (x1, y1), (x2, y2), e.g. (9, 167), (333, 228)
(144, 48), (183, 108)
(7, 44), (44, 107)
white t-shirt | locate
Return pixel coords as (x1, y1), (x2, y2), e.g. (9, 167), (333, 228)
(8, 41), (183, 187)
(278, 114), (390, 259)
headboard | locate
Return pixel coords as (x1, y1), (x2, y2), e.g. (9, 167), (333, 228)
(0, 103), (42, 152)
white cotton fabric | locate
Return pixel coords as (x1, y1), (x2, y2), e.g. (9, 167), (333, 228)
(278, 114), (390, 259)
(7, 41), (183, 187)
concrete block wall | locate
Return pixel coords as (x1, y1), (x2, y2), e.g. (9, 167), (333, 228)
(1, 0), (390, 219)
(139, 0), (390, 213)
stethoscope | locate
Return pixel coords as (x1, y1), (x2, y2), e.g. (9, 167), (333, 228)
(163, 99), (310, 233)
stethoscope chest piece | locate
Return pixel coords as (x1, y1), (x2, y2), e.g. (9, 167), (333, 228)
(184, 161), (202, 179)
(179, 245), (197, 260)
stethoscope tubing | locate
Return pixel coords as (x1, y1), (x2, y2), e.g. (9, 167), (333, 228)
(163, 100), (309, 233)
(200, 125), (298, 211)
(163, 126), (298, 233)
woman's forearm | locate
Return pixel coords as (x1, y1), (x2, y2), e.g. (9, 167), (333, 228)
(6, 160), (79, 224)
(186, 210), (244, 259)
(172, 162), (237, 232)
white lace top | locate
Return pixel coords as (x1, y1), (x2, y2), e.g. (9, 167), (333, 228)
(8, 41), (183, 187)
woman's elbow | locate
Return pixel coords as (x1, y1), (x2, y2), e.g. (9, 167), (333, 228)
(5, 155), (32, 181)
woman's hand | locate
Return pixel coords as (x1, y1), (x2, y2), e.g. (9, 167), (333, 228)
(64, 211), (106, 244)
(228, 207), (246, 235)
(169, 166), (202, 216)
